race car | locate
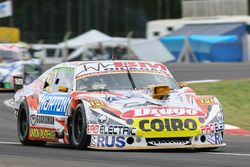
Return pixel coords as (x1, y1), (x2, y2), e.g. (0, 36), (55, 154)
(13, 61), (225, 150)
(0, 43), (41, 90)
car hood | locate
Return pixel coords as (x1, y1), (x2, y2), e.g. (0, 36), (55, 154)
(74, 89), (209, 119)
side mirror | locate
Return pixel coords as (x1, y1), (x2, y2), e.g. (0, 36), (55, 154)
(58, 85), (68, 92)
(179, 82), (188, 88)
(13, 76), (23, 92)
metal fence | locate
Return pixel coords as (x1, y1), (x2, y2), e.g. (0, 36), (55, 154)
(182, 0), (248, 17)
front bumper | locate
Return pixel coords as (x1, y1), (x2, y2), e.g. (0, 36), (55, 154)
(88, 132), (225, 150)
(89, 143), (226, 150)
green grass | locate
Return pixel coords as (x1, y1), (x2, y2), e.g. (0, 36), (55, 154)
(189, 80), (250, 130)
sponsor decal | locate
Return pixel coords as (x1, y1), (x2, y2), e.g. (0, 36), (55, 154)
(76, 62), (170, 78)
(201, 123), (215, 135)
(91, 135), (98, 146)
(38, 94), (71, 116)
(200, 122), (224, 135)
(97, 115), (108, 124)
(121, 107), (206, 118)
(77, 63), (114, 74)
(105, 95), (132, 103)
(99, 125), (136, 136)
(207, 133), (223, 145)
(148, 140), (191, 146)
(29, 127), (57, 141)
(30, 114), (54, 126)
(139, 118), (197, 131)
(87, 124), (100, 134)
(198, 97), (216, 105)
(87, 124), (136, 136)
(131, 117), (201, 138)
(89, 100), (104, 109)
(217, 112), (224, 122)
(96, 136), (126, 148)
(113, 62), (167, 71)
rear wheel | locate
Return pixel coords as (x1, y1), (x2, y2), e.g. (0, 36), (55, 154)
(17, 101), (46, 146)
(72, 103), (90, 149)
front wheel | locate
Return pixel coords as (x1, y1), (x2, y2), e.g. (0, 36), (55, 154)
(17, 101), (46, 146)
(71, 103), (90, 149)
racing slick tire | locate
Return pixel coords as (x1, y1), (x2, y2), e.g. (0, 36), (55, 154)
(17, 101), (46, 146)
(72, 103), (90, 149)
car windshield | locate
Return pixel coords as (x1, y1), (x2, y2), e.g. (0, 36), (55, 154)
(76, 72), (179, 91)
(0, 50), (19, 62)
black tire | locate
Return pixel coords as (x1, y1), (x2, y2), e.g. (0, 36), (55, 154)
(72, 103), (90, 149)
(17, 101), (46, 146)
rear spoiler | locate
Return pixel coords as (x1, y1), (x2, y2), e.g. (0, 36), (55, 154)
(13, 76), (23, 92)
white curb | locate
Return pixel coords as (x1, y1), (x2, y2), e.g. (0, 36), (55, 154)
(3, 98), (13, 109)
(225, 124), (240, 129)
(185, 80), (221, 84)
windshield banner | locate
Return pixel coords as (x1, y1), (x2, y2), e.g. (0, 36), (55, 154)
(75, 61), (171, 79)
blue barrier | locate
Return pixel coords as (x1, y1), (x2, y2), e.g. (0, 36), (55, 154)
(160, 35), (242, 62)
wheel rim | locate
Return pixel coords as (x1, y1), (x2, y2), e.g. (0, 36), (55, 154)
(74, 109), (83, 143)
(19, 108), (28, 137)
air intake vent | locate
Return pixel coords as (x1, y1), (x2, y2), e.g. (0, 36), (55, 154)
(146, 137), (191, 146)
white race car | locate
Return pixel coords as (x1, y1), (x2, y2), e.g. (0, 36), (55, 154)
(14, 60), (225, 150)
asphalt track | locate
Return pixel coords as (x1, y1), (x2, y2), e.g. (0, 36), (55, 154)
(0, 63), (250, 167)
(167, 63), (250, 81)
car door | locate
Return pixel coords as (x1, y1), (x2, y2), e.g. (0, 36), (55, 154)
(38, 67), (74, 117)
